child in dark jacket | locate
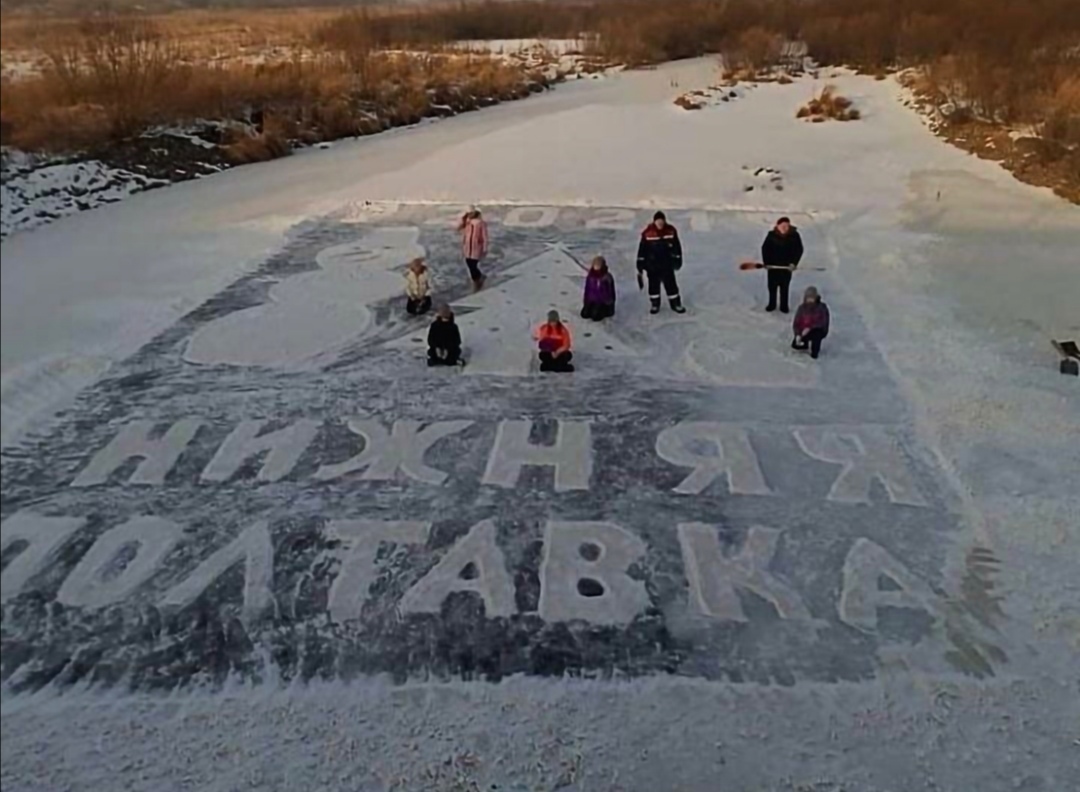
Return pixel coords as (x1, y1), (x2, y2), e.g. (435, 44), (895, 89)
(791, 286), (830, 359)
(581, 256), (616, 321)
(427, 303), (463, 366)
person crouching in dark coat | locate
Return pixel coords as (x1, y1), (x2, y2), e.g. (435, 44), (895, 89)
(581, 255), (616, 321)
(761, 216), (804, 313)
(791, 286), (830, 359)
(636, 211), (685, 314)
(427, 303), (462, 366)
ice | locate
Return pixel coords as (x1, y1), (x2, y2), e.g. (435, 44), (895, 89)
(1, 57), (1078, 792)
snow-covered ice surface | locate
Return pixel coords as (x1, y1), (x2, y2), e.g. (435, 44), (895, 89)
(2, 61), (1079, 791)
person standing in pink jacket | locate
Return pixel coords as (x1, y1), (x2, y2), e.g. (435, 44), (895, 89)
(458, 206), (489, 291)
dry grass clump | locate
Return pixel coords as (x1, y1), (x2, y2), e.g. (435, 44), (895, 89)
(797, 85), (861, 122)
(674, 92), (705, 110)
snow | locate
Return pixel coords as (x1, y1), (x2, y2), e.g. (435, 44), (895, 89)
(453, 38), (587, 56)
(141, 126), (220, 150)
(2, 58), (1079, 791)
(451, 37), (605, 81)
(1, 155), (167, 238)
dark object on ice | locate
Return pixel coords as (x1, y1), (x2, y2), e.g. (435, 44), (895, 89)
(1052, 340), (1079, 376)
(428, 307), (462, 366)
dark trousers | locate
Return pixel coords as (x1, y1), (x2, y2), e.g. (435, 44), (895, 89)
(465, 258), (483, 283)
(645, 268), (681, 308)
(539, 350), (574, 372)
(581, 302), (614, 321)
(428, 346), (461, 366)
(767, 268), (793, 312)
(792, 328), (827, 357)
(407, 296), (432, 315)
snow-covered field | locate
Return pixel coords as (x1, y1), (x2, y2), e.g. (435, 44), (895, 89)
(2, 60), (1078, 791)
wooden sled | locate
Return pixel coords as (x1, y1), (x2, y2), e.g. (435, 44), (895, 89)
(1052, 340), (1079, 376)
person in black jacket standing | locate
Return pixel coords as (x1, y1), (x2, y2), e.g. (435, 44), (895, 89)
(637, 211), (685, 315)
(761, 216), (804, 313)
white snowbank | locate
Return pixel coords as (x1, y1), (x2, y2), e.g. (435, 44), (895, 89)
(453, 38), (587, 55)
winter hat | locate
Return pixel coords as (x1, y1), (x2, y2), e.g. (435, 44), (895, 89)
(653, 211), (667, 222)
(436, 302), (453, 319)
(777, 216), (791, 225)
(547, 309), (561, 323)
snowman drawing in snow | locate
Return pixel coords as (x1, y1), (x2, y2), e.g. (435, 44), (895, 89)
(185, 227), (424, 369)
(389, 245), (635, 375)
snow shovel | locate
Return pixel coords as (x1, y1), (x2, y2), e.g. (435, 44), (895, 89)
(739, 261), (826, 272)
(1052, 340), (1079, 376)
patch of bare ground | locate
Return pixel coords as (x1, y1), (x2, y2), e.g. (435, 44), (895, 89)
(946, 125), (1078, 205)
(901, 72), (1080, 205)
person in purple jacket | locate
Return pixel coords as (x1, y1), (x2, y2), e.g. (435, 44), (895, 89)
(580, 255), (616, 321)
(791, 286), (830, 359)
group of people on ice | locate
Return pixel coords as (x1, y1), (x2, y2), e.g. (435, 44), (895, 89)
(405, 207), (831, 371)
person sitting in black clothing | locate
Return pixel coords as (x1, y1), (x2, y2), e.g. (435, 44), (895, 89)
(761, 216), (804, 313)
(427, 303), (462, 366)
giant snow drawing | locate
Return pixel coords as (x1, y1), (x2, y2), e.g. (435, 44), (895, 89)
(0, 204), (1002, 692)
(185, 226), (424, 369)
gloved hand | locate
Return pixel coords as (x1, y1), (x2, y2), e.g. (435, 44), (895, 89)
(637, 271), (644, 290)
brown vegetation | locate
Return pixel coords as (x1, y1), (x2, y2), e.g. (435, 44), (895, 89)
(0, 13), (548, 157)
(798, 85), (861, 122)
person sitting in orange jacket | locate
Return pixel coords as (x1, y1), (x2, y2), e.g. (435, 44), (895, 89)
(534, 310), (574, 372)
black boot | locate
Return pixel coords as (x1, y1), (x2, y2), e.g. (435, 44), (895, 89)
(670, 296), (686, 314)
